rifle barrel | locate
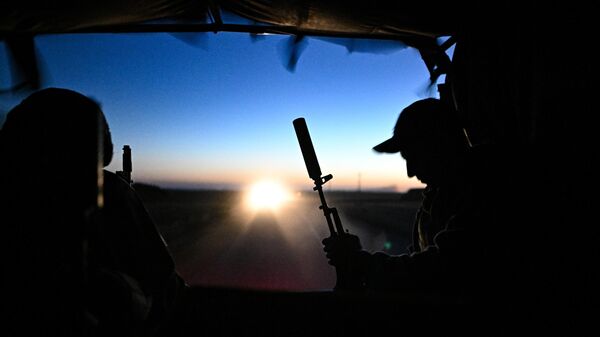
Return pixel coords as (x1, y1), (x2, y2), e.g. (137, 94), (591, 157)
(293, 118), (322, 182)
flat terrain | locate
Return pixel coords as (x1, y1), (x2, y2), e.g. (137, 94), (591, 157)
(136, 186), (422, 291)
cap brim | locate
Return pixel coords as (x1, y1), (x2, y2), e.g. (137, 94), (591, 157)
(373, 137), (402, 153)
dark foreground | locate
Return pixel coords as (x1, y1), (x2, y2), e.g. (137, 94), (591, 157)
(135, 187), (593, 336)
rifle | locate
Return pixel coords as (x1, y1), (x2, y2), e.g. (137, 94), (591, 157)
(293, 117), (363, 291)
(116, 145), (132, 185)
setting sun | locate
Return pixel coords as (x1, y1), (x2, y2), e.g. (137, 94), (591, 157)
(247, 180), (292, 211)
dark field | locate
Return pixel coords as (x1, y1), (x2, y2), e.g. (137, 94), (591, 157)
(135, 185), (423, 291)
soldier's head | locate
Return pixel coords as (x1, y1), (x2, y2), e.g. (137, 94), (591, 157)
(1, 87), (113, 168)
(373, 98), (468, 185)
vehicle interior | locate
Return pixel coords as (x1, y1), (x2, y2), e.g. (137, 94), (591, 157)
(1, 1), (595, 336)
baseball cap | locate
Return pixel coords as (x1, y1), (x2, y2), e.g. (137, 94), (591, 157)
(373, 98), (446, 153)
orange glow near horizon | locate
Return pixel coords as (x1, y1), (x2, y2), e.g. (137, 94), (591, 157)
(130, 159), (425, 193)
(133, 172), (425, 193)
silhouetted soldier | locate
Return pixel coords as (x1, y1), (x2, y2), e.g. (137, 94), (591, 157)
(373, 98), (473, 255)
(0, 88), (185, 337)
(322, 98), (518, 304)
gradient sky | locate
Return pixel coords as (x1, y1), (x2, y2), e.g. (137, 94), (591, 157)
(0, 32), (442, 192)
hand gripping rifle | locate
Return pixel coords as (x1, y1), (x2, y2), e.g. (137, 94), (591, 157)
(293, 118), (363, 291)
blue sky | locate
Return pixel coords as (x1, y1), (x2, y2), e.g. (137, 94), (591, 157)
(1, 32), (439, 192)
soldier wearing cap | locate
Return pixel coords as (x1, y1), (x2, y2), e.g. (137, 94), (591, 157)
(322, 97), (494, 293)
(373, 98), (471, 253)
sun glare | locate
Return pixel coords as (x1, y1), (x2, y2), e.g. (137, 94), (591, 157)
(247, 180), (292, 211)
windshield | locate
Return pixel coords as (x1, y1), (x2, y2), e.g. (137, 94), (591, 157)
(1, 32), (435, 291)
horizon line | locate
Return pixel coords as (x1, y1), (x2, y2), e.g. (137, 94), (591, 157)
(131, 180), (424, 194)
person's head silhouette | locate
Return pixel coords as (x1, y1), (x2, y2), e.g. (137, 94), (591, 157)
(1, 87), (113, 169)
(373, 98), (469, 185)
(0, 87), (116, 212)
